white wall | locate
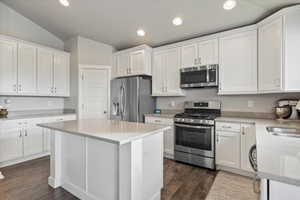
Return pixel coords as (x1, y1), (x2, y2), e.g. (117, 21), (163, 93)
(0, 97), (64, 112)
(0, 2), (64, 50)
(156, 88), (300, 113)
(77, 36), (114, 66)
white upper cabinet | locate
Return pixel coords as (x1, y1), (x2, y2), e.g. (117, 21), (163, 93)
(18, 42), (37, 95)
(258, 18), (282, 92)
(0, 34), (70, 97)
(53, 52), (70, 96)
(180, 39), (218, 68)
(152, 47), (184, 96)
(113, 45), (152, 78)
(37, 48), (53, 95)
(181, 44), (198, 68)
(258, 8), (300, 93)
(0, 37), (18, 95)
(219, 28), (258, 94)
(198, 39), (219, 65)
(115, 52), (129, 77)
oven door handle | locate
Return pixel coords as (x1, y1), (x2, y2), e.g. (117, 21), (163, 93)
(175, 123), (212, 129)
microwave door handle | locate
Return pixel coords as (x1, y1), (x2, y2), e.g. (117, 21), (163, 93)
(175, 124), (212, 129)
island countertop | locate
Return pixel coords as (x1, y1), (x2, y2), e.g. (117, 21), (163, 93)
(38, 119), (170, 145)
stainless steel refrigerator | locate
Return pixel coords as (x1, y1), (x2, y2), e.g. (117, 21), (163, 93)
(110, 76), (156, 122)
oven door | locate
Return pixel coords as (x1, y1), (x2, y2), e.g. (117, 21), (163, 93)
(180, 68), (208, 88)
(175, 123), (214, 157)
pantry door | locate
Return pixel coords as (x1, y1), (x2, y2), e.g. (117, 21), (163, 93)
(79, 66), (111, 119)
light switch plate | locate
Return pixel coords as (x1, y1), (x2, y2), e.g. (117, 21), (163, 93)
(248, 100), (254, 108)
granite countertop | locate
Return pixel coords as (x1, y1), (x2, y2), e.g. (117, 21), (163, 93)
(38, 119), (170, 145)
(0, 109), (76, 121)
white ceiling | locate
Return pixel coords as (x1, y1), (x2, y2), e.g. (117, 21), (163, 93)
(1, 0), (300, 50)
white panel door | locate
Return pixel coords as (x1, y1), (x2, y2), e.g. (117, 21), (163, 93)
(80, 69), (109, 119)
(258, 17), (283, 92)
(53, 52), (69, 96)
(152, 52), (165, 95)
(23, 120), (44, 156)
(0, 121), (23, 162)
(241, 124), (256, 172)
(18, 42), (37, 95)
(0, 37), (18, 95)
(198, 39), (219, 65)
(219, 30), (257, 93)
(165, 48), (181, 95)
(216, 131), (240, 169)
(181, 44), (198, 68)
(130, 50), (145, 75)
(116, 53), (130, 77)
(37, 48), (53, 95)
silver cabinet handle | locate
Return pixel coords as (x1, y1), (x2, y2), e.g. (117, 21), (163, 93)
(154, 120), (161, 123)
(104, 111), (107, 114)
(199, 57), (202, 65)
(222, 125), (232, 129)
(25, 129), (28, 136)
(19, 130), (22, 137)
(194, 58), (197, 65)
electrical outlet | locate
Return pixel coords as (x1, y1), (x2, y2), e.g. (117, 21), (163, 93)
(248, 100), (254, 108)
(170, 101), (176, 107)
(47, 101), (53, 107)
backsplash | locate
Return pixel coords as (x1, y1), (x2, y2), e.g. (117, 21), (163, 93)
(156, 88), (300, 113)
(0, 97), (65, 111)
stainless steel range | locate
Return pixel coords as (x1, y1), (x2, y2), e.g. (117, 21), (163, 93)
(174, 101), (221, 170)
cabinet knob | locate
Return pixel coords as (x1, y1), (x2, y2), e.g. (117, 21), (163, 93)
(104, 111), (107, 114)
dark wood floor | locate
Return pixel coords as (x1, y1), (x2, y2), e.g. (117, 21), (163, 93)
(0, 157), (217, 200)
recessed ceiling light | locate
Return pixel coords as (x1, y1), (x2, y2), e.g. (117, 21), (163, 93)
(223, 0), (236, 10)
(59, 0), (70, 7)
(137, 29), (145, 37)
(173, 17), (183, 26)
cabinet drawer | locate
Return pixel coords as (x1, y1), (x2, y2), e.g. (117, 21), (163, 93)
(145, 117), (173, 125)
(216, 122), (241, 132)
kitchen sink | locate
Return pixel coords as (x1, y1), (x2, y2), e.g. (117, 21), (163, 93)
(266, 127), (300, 138)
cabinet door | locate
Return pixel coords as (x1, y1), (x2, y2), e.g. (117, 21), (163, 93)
(130, 50), (145, 75)
(181, 44), (198, 68)
(37, 48), (53, 95)
(198, 39), (219, 65)
(0, 122), (23, 162)
(152, 52), (165, 95)
(23, 121), (44, 156)
(219, 30), (257, 94)
(53, 52), (70, 96)
(116, 53), (130, 77)
(0, 37), (18, 95)
(241, 124), (256, 172)
(258, 18), (283, 92)
(216, 131), (240, 168)
(165, 48), (182, 95)
(18, 42), (37, 95)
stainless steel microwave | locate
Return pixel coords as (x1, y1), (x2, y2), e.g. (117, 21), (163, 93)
(180, 65), (218, 88)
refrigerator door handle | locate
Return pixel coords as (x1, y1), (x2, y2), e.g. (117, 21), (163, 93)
(120, 84), (124, 120)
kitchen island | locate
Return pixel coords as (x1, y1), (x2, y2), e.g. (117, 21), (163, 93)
(38, 119), (170, 200)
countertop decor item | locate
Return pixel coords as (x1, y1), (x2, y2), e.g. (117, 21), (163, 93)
(0, 108), (8, 118)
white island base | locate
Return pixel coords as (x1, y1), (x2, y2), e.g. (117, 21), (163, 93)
(48, 127), (164, 200)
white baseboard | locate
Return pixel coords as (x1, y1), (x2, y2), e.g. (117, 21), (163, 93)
(0, 152), (50, 168)
(48, 176), (62, 189)
(217, 165), (255, 178)
(63, 181), (98, 200)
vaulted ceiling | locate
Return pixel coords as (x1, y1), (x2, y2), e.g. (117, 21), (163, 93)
(1, 0), (300, 50)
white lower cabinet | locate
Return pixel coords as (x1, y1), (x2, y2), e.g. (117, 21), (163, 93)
(0, 120), (23, 162)
(216, 121), (256, 173)
(145, 116), (174, 159)
(0, 114), (76, 167)
(23, 120), (44, 157)
(216, 131), (241, 168)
